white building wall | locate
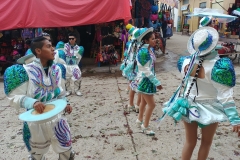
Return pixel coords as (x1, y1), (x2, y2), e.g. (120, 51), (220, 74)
(174, 7), (178, 30)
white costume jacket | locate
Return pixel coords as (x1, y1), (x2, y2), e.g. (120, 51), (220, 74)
(4, 59), (72, 155)
(55, 43), (84, 81)
(165, 53), (240, 126)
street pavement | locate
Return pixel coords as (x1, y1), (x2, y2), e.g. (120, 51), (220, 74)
(1, 34), (240, 160)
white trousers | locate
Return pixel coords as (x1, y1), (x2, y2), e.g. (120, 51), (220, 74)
(66, 65), (81, 81)
(23, 114), (73, 159)
(65, 65), (82, 93)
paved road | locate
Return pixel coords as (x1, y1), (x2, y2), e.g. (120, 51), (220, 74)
(1, 34), (240, 160)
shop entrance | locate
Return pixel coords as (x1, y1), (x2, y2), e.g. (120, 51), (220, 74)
(76, 25), (95, 58)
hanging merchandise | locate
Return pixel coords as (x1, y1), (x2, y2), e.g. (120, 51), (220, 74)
(95, 45), (119, 66)
(21, 28), (34, 40)
(16, 38), (24, 56)
(149, 2), (162, 31)
(11, 49), (21, 62)
(149, 20), (161, 31)
(121, 29), (129, 43)
(158, 3), (164, 19)
(12, 30), (20, 39)
(150, 5), (159, 21)
(159, 4), (171, 22)
(165, 5), (171, 20)
(35, 28), (43, 37)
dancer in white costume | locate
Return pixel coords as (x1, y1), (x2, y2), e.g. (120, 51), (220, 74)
(63, 33), (84, 96)
(4, 37), (75, 160)
(160, 27), (240, 159)
(121, 25), (141, 113)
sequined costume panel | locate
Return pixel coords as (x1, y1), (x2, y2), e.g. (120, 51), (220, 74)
(211, 57), (236, 87)
(122, 41), (139, 80)
(137, 77), (156, 94)
(4, 59), (72, 154)
(162, 55), (240, 126)
(177, 56), (191, 72)
(23, 122), (31, 151)
(136, 44), (160, 94)
(137, 48), (150, 66)
(4, 64), (29, 95)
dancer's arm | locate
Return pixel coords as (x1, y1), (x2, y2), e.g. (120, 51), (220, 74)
(4, 64), (37, 110)
(211, 58), (240, 125)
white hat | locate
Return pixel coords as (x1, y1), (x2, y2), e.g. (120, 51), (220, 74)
(187, 27), (219, 57)
(130, 28), (140, 40)
(17, 49), (36, 64)
(136, 27), (154, 42)
(199, 16), (212, 28)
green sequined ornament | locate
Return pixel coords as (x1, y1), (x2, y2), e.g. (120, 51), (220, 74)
(4, 65), (29, 95)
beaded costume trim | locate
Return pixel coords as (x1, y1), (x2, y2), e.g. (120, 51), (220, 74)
(56, 63), (66, 80)
(177, 56), (191, 72)
(211, 57), (235, 87)
(4, 65), (29, 95)
(58, 50), (66, 61)
(137, 48), (151, 66)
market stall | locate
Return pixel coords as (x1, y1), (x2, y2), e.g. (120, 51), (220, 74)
(0, 0), (132, 72)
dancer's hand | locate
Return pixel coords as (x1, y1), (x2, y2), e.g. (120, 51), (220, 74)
(33, 102), (45, 114)
(157, 85), (163, 90)
(65, 105), (72, 114)
(233, 125), (240, 137)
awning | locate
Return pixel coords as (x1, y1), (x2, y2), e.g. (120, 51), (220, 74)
(0, 0), (132, 30)
(159, 0), (178, 8)
(187, 8), (237, 23)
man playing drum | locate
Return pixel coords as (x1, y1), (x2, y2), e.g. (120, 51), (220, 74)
(4, 36), (75, 160)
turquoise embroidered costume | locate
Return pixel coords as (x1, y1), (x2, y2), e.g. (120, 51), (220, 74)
(136, 44), (161, 94)
(122, 41), (139, 81)
(4, 59), (73, 158)
(4, 64), (29, 95)
(54, 41), (84, 96)
(162, 54), (240, 127)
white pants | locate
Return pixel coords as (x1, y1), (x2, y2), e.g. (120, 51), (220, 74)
(66, 65), (81, 81)
(65, 78), (82, 92)
(65, 65), (82, 93)
(23, 114), (73, 159)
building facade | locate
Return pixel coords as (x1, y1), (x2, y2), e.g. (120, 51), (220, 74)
(178, 0), (236, 33)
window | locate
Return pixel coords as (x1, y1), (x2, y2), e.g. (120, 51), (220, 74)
(183, 0), (189, 5)
(199, 2), (206, 8)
